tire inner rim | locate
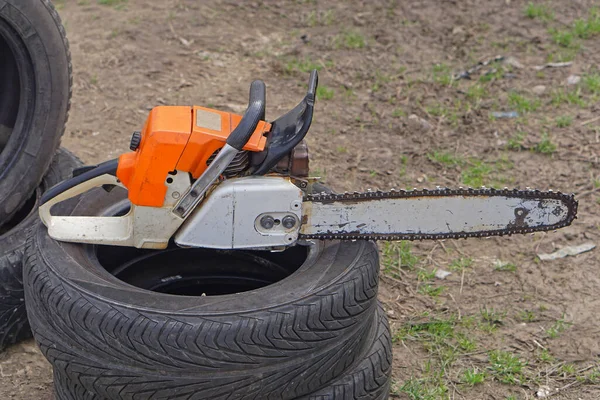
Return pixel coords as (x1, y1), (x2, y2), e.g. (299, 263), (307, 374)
(92, 201), (309, 296)
(0, 27), (21, 155)
(98, 246), (309, 296)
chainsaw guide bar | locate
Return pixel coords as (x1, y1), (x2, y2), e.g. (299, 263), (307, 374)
(300, 187), (578, 241)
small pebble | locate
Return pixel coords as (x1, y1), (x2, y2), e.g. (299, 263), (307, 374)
(408, 114), (432, 132)
(435, 269), (452, 280)
(532, 85), (546, 95)
(452, 26), (465, 35)
(536, 385), (551, 398)
(567, 75), (581, 85)
(504, 56), (524, 69)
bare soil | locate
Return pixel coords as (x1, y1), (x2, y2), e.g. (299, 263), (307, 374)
(1, 0), (600, 398)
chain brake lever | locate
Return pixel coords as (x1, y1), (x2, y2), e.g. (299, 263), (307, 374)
(251, 70), (318, 175)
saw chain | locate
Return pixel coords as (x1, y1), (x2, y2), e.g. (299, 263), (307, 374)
(300, 187), (578, 241)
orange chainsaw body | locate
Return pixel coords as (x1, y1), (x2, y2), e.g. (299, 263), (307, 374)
(117, 106), (270, 207)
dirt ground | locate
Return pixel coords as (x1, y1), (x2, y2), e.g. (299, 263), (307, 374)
(2, 0), (600, 398)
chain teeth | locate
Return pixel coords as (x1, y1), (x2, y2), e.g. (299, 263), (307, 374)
(300, 187), (578, 242)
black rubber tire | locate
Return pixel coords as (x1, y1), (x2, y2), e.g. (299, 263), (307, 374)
(298, 303), (392, 400)
(0, 148), (80, 351)
(0, 0), (72, 225)
(52, 304), (392, 400)
(24, 187), (381, 399)
(54, 369), (95, 400)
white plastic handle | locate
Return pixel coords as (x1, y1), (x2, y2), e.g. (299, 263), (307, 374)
(38, 174), (139, 246)
(39, 172), (188, 249)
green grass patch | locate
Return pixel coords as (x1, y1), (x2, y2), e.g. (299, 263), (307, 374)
(316, 86), (334, 100)
(537, 348), (555, 363)
(371, 71), (392, 92)
(432, 63), (454, 86)
(426, 103), (447, 117)
(517, 310), (536, 322)
(582, 73), (600, 95)
(480, 307), (506, 326)
(284, 58), (333, 74)
(478, 62), (507, 83)
(449, 257), (473, 272)
(494, 261), (517, 272)
(428, 153), (512, 187)
(457, 336), (477, 352)
(546, 48), (579, 62)
(397, 318), (456, 342)
(555, 115), (573, 127)
(572, 8), (600, 39)
(461, 368), (486, 386)
(396, 312), (546, 398)
(305, 9), (335, 27)
(543, 8), (599, 59)
(550, 28), (577, 48)
(415, 267), (444, 297)
(488, 350), (525, 384)
(335, 31), (366, 49)
(524, 2), (554, 20)
(417, 268), (436, 282)
(392, 108), (407, 118)
(381, 241), (421, 278)
(400, 377), (448, 400)
(507, 131), (527, 151)
(586, 369), (600, 383)
(479, 321), (498, 334)
(466, 84), (487, 103)
(418, 284), (445, 297)
(508, 92), (541, 113)
(551, 89), (586, 107)
(547, 317), (571, 338)
(462, 161), (493, 187)
(561, 364), (577, 376)
(534, 133), (557, 154)
(98, 0), (127, 6)
(424, 101), (462, 126)
(427, 151), (465, 168)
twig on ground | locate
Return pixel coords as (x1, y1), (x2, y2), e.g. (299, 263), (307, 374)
(533, 339), (546, 350)
(381, 274), (411, 287)
(578, 187), (600, 198)
(581, 116), (600, 126)
(547, 380), (583, 397)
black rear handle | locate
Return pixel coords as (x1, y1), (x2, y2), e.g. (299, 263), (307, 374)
(226, 80), (266, 151)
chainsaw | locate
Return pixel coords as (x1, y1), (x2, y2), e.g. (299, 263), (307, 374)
(39, 71), (578, 250)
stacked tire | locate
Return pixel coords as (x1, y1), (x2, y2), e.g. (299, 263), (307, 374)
(23, 184), (392, 399)
(0, 0), (75, 351)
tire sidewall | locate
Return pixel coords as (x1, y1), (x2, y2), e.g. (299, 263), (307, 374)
(0, 0), (70, 222)
(0, 148), (80, 350)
